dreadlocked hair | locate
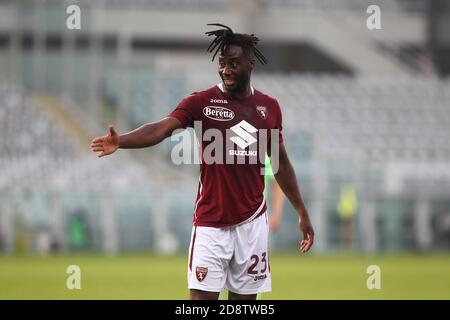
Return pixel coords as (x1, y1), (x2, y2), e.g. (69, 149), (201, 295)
(205, 23), (267, 65)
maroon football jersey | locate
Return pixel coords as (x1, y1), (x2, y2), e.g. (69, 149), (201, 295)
(169, 84), (283, 227)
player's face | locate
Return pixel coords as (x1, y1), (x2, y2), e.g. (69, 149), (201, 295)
(218, 45), (255, 95)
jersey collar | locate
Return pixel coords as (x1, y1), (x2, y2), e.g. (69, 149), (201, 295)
(217, 83), (254, 95)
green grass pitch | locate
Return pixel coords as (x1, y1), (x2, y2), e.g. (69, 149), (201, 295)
(1, 252), (449, 299)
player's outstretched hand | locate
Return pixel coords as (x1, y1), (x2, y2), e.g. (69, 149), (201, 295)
(90, 125), (119, 158)
(299, 216), (314, 253)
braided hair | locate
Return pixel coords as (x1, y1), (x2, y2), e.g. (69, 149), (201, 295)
(205, 23), (267, 65)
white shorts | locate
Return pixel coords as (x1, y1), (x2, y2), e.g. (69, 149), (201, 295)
(187, 212), (272, 295)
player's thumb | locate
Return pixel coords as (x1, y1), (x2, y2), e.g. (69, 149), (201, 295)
(108, 124), (117, 136)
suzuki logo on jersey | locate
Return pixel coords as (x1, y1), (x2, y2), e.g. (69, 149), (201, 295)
(203, 106), (235, 121)
(230, 120), (258, 150)
(171, 120), (280, 175)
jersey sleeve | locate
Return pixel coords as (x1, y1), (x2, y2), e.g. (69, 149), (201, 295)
(168, 93), (199, 128)
(274, 99), (284, 145)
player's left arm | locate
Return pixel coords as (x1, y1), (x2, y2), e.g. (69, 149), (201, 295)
(273, 143), (314, 253)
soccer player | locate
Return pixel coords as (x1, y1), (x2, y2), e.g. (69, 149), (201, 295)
(90, 23), (314, 300)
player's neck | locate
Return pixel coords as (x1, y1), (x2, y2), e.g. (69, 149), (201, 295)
(227, 83), (252, 100)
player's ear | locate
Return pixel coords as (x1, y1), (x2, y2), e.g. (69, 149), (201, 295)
(248, 58), (256, 71)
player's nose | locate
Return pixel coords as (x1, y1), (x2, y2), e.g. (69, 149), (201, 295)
(222, 65), (233, 76)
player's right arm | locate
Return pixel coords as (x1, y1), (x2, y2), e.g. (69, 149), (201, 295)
(90, 117), (183, 158)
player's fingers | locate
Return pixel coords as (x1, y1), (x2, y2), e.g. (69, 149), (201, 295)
(300, 240), (307, 252)
(303, 235), (313, 252)
(91, 137), (104, 144)
(91, 146), (104, 152)
(90, 142), (103, 148)
(303, 242), (312, 253)
(300, 232), (314, 252)
(300, 243), (309, 253)
(90, 141), (102, 147)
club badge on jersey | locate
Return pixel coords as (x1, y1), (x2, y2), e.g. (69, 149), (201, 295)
(256, 105), (268, 120)
(196, 266), (208, 282)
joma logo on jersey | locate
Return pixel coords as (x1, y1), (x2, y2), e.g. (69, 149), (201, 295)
(203, 106), (234, 121)
(230, 120), (258, 150)
(210, 99), (228, 104)
(253, 274), (267, 281)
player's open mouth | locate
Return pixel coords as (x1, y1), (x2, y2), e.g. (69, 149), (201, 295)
(223, 79), (236, 86)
